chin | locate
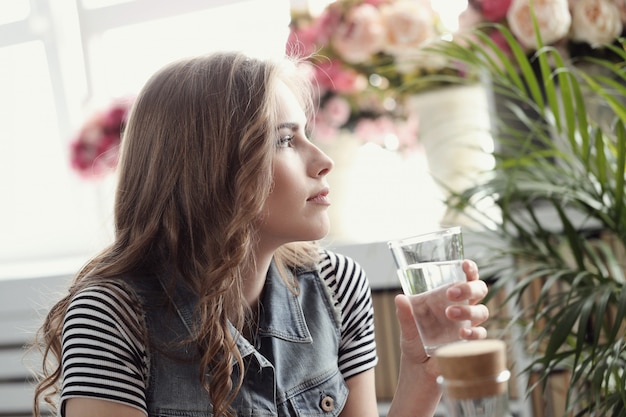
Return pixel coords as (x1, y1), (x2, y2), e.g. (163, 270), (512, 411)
(314, 220), (331, 240)
(313, 230), (330, 241)
(302, 226), (330, 242)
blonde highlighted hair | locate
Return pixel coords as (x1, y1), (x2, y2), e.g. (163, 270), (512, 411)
(33, 52), (320, 417)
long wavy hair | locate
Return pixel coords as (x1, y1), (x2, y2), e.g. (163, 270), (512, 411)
(32, 52), (320, 417)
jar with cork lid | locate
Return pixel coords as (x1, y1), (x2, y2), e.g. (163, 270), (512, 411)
(435, 339), (512, 417)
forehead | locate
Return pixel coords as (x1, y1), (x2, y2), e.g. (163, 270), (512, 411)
(275, 80), (307, 125)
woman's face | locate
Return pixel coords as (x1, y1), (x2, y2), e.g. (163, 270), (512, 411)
(258, 81), (334, 250)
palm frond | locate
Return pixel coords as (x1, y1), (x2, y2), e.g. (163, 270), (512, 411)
(426, 23), (626, 415)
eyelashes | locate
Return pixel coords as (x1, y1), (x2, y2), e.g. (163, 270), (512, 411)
(275, 122), (312, 148)
(277, 133), (295, 148)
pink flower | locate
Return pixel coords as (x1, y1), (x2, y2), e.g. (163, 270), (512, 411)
(354, 116), (397, 146)
(70, 98), (133, 178)
(320, 95), (352, 127)
(313, 8), (343, 45)
(287, 26), (317, 57)
(363, 0), (389, 6)
(70, 123), (120, 177)
(480, 0), (513, 21)
(489, 28), (514, 57)
(331, 3), (386, 63)
(311, 115), (341, 144)
(395, 113), (419, 149)
(458, 6), (485, 31)
(313, 59), (366, 94)
(288, 9), (343, 57)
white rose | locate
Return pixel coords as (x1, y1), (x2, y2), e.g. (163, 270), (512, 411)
(570, 0), (623, 47)
(613, 0), (626, 23)
(380, 0), (438, 58)
(507, 0), (572, 49)
(331, 3), (386, 64)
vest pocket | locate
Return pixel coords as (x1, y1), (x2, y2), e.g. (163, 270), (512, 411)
(288, 369), (348, 417)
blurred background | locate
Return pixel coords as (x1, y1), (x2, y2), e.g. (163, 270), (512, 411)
(0, 0), (471, 279)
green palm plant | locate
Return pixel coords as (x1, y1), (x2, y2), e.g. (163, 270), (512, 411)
(423, 23), (626, 416)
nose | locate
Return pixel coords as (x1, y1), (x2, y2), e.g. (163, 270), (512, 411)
(311, 143), (334, 178)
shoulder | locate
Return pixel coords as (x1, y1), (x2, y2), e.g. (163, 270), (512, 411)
(318, 250), (378, 378)
(64, 280), (147, 352)
(61, 280), (149, 414)
(318, 249), (370, 294)
(67, 280), (143, 322)
(317, 249), (373, 319)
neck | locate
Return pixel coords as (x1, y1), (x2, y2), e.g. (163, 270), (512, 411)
(242, 246), (275, 308)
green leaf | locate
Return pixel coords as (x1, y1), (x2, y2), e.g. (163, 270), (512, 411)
(427, 17), (626, 414)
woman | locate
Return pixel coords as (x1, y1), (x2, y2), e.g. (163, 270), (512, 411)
(33, 52), (489, 417)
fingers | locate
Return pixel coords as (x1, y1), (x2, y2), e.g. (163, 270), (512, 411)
(447, 278), (488, 305)
(446, 303), (490, 326)
(447, 299), (490, 341)
(462, 259), (479, 281)
(460, 326), (488, 340)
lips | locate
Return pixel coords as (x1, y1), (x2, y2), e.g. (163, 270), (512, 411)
(307, 187), (331, 205)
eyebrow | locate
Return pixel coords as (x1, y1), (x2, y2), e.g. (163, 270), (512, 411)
(277, 122), (299, 131)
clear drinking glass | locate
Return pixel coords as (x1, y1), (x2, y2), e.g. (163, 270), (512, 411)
(387, 227), (470, 355)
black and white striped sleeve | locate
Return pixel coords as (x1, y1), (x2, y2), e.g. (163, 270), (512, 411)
(319, 250), (378, 379)
(60, 282), (148, 416)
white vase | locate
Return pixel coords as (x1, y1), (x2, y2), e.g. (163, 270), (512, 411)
(407, 83), (498, 229)
(318, 132), (446, 244)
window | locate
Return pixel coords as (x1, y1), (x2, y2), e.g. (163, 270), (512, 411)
(0, 0), (29, 25)
(0, 0), (290, 277)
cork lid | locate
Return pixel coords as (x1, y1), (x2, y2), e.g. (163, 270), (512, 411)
(435, 340), (509, 399)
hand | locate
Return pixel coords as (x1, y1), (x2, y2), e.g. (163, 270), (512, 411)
(446, 259), (490, 339)
(394, 260), (490, 367)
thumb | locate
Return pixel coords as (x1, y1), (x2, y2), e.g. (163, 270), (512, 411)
(394, 294), (419, 342)
(395, 294), (430, 364)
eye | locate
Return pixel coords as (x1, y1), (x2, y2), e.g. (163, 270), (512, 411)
(277, 133), (295, 148)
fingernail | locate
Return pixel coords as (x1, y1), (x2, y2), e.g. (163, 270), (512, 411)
(448, 306), (461, 318)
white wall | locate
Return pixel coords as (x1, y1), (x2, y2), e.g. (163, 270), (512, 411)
(0, 0), (291, 279)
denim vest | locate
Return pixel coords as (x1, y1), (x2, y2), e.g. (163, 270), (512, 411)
(131, 261), (348, 417)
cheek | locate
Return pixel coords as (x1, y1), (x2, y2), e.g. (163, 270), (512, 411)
(262, 164), (291, 215)
(270, 158), (302, 202)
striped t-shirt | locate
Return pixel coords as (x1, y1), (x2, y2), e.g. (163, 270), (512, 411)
(60, 250), (378, 415)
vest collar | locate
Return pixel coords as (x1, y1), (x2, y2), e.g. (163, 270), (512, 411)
(258, 260), (312, 342)
(156, 260), (314, 361)
(232, 260), (313, 359)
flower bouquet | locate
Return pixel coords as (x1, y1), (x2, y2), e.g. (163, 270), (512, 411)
(453, 0), (626, 159)
(459, 0), (626, 62)
(287, 0), (468, 149)
(69, 97), (133, 178)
